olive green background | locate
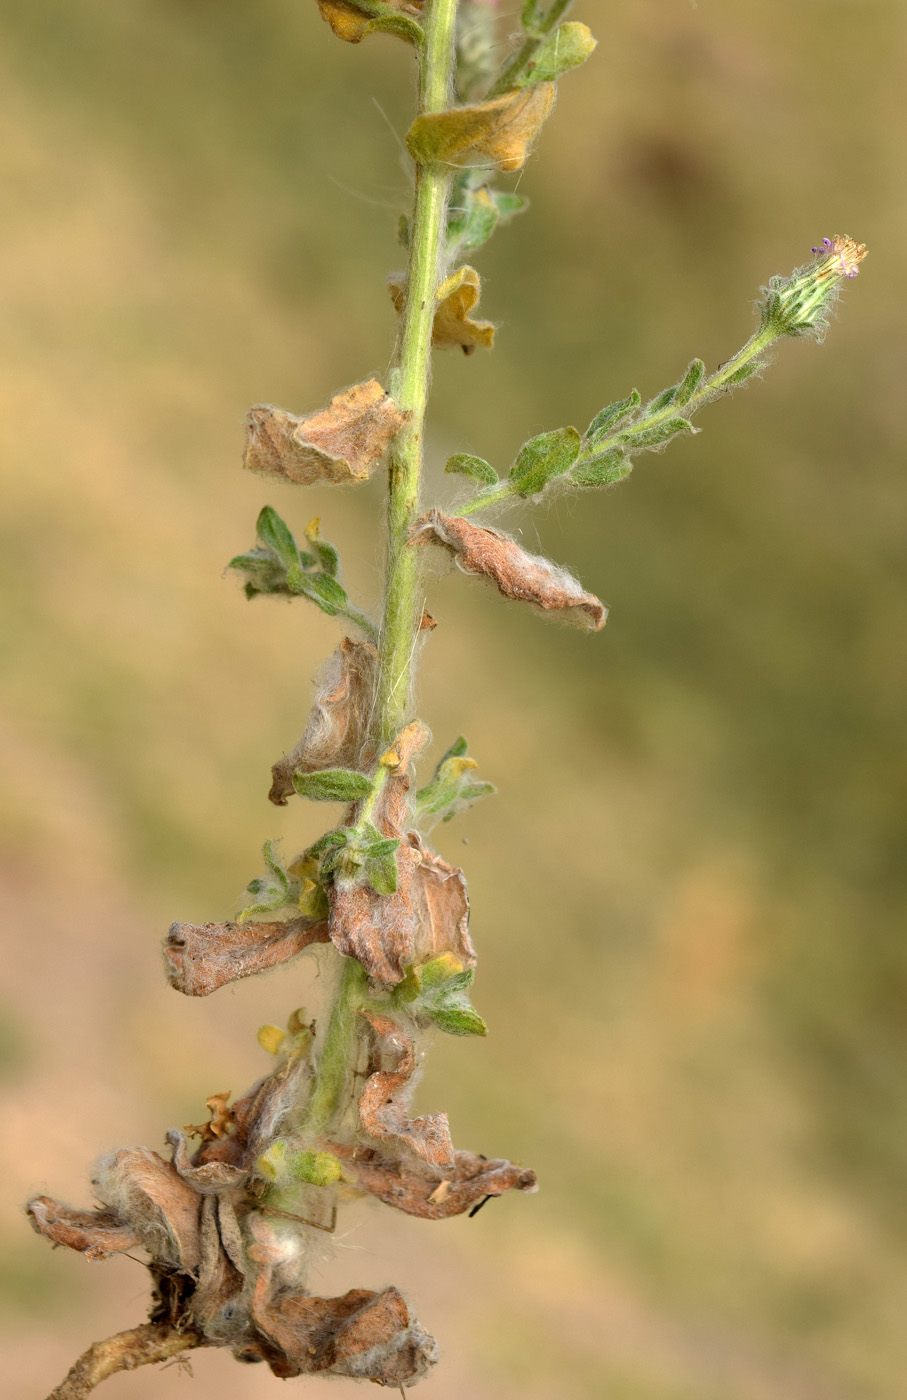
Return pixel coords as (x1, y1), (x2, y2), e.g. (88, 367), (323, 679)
(1, 2), (905, 1396)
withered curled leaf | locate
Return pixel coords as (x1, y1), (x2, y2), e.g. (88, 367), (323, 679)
(244, 380), (406, 486)
(406, 84), (556, 173)
(414, 510), (607, 631)
(359, 1013), (455, 1169)
(270, 638), (378, 806)
(389, 265), (495, 354)
(330, 832), (474, 983)
(26, 1197), (141, 1262)
(317, 0), (424, 48)
(347, 1147), (538, 1219)
(164, 916), (330, 997)
(249, 1277), (437, 1382)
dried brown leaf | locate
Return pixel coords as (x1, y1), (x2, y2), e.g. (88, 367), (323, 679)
(348, 1147), (538, 1219)
(26, 1196), (140, 1261)
(250, 1280), (436, 1381)
(164, 916), (330, 997)
(244, 380), (406, 485)
(184, 1091), (233, 1143)
(92, 1149), (203, 1271)
(167, 1129), (250, 1197)
(389, 265), (495, 354)
(329, 829), (474, 982)
(269, 638), (378, 805)
(414, 509), (607, 631)
(406, 84), (556, 172)
(359, 1013), (454, 1169)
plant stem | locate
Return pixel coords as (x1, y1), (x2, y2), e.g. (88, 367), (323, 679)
(488, 0), (574, 97)
(301, 1), (460, 1143)
(376, 0), (459, 746)
(456, 323), (778, 516)
(300, 955), (369, 1139)
(46, 1324), (205, 1400)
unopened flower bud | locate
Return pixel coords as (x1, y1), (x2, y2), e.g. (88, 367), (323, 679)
(761, 235), (867, 339)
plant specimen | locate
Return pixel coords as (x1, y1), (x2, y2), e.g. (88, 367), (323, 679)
(26, 2), (865, 1395)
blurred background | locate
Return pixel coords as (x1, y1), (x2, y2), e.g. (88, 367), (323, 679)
(1, 1), (905, 1396)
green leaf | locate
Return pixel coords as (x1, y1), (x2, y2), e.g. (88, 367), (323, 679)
(395, 959), (487, 1037)
(227, 548), (288, 597)
(673, 358), (706, 406)
(294, 573), (349, 616)
(429, 1003), (488, 1037)
(586, 389), (641, 442)
(490, 190), (529, 223)
(238, 839), (296, 921)
(445, 453), (498, 486)
(518, 23), (597, 87)
(303, 520), (340, 577)
(447, 181), (500, 256)
(292, 769), (374, 802)
(288, 1149), (343, 1187)
(256, 506), (300, 572)
(620, 416), (696, 450)
(508, 426), (582, 497)
(571, 449), (631, 489)
(365, 847), (399, 896)
(647, 385), (677, 412)
(725, 361), (762, 386)
(414, 738), (496, 826)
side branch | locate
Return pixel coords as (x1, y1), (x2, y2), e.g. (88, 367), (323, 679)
(46, 1323), (205, 1400)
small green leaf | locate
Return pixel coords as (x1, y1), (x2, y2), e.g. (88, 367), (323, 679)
(414, 738), (496, 826)
(673, 358), (706, 406)
(428, 1003), (488, 1037)
(518, 23), (597, 87)
(647, 385), (677, 412)
(295, 574), (349, 616)
(238, 839), (296, 921)
(447, 181), (501, 256)
(304, 520), (340, 578)
(445, 453), (498, 486)
(725, 361), (762, 386)
(490, 190), (529, 223)
(366, 847), (399, 896)
(571, 450), (631, 489)
(227, 549), (288, 597)
(256, 506), (300, 572)
(621, 416), (696, 450)
(289, 1149), (343, 1187)
(586, 389), (641, 443)
(292, 769), (374, 802)
(508, 426), (582, 497)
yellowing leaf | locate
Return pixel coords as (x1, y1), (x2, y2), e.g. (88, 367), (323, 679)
(317, 0), (423, 46)
(389, 265), (495, 355)
(406, 84), (556, 174)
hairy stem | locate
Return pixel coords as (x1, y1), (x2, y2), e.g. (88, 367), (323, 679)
(457, 322), (778, 516)
(46, 1323), (204, 1400)
(488, 0), (574, 97)
(299, 955), (369, 1139)
(301, 0), (460, 1144)
(376, 0), (459, 746)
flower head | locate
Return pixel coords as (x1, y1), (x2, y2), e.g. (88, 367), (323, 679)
(761, 234), (867, 339)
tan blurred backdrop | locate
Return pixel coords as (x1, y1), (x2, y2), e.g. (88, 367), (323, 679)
(2, 2), (906, 1397)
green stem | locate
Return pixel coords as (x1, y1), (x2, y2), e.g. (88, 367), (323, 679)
(376, 0), (459, 746)
(298, 0), (460, 1143)
(457, 323), (779, 516)
(488, 0), (573, 97)
(299, 956), (369, 1139)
